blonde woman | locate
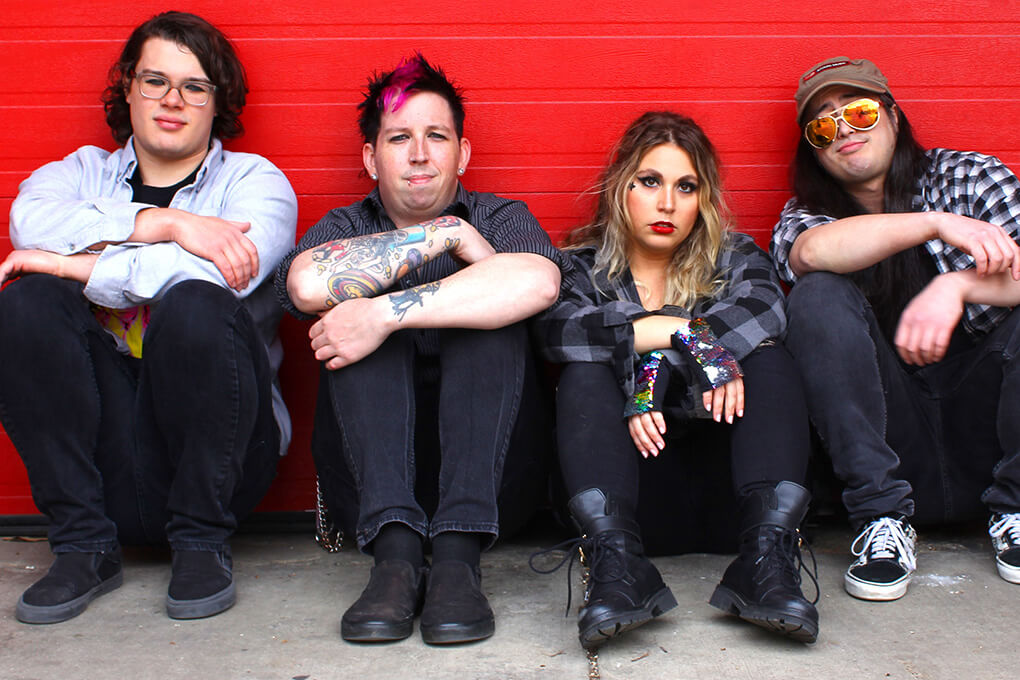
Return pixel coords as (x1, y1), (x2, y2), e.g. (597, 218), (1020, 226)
(535, 111), (818, 647)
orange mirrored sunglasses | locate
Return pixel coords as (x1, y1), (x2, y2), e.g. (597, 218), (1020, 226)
(804, 98), (881, 149)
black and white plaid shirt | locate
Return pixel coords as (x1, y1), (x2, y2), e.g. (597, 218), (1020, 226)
(771, 148), (1020, 338)
(534, 231), (785, 400)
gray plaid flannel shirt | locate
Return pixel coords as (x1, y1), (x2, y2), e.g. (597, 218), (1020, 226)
(771, 148), (1020, 338)
(534, 231), (785, 401)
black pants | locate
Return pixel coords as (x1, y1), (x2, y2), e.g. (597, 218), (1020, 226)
(0, 275), (280, 553)
(556, 344), (811, 555)
(311, 322), (553, 552)
(785, 271), (1020, 527)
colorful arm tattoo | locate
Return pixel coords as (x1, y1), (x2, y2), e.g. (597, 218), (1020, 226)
(624, 351), (667, 417)
(671, 318), (742, 389)
(389, 281), (442, 322)
(310, 216), (461, 308)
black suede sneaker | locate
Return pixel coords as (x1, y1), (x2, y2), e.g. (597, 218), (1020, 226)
(341, 560), (428, 642)
(16, 547), (123, 624)
(844, 516), (916, 601)
(166, 549), (235, 619)
(419, 561), (494, 645)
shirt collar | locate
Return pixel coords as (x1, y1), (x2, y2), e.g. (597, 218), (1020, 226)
(115, 136), (224, 188)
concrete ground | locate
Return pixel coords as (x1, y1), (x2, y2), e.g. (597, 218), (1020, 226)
(0, 519), (1010, 680)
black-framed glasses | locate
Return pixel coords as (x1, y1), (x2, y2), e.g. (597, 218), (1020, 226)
(804, 98), (881, 149)
(134, 73), (216, 106)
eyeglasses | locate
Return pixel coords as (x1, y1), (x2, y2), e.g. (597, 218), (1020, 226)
(134, 73), (216, 106)
(803, 98), (881, 149)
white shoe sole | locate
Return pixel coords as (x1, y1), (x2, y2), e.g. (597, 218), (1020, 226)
(844, 571), (910, 601)
(996, 557), (1020, 584)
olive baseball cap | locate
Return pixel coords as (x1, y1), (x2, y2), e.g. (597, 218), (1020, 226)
(795, 56), (890, 123)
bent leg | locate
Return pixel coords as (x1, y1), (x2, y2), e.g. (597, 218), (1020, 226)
(785, 272), (931, 525)
(432, 323), (533, 544)
(316, 329), (426, 551)
(729, 343), (811, 494)
(0, 275), (136, 552)
(137, 281), (280, 551)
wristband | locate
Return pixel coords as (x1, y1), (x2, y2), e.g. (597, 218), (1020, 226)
(672, 318), (742, 389)
(624, 351), (666, 417)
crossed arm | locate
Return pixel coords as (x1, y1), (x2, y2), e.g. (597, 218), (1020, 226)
(285, 216), (561, 370)
(789, 211), (1020, 365)
(1, 208), (258, 289)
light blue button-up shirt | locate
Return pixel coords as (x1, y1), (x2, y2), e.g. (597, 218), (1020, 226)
(9, 137), (298, 454)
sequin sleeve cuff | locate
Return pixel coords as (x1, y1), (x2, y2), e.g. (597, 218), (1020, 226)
(671, 318), (742, 389)
(623, 350), (667, 417)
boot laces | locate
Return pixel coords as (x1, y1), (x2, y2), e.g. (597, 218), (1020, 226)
(754, 529), (820, 605)
(529, 533), (626, 616)
(851, 516), (917, 571)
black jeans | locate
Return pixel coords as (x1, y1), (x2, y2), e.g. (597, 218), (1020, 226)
(0, 275), (280, 553)
(785, 272), (1020, 526)
(555, 344), (811, 555)
(312, 322), (552, 552)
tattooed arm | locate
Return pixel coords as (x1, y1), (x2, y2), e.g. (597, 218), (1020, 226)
(285, 215), (495, 314)
(309, 252), (561, 369)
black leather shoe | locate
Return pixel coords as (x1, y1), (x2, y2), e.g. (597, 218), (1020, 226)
(419, 561), (495, 645)
(166, 549), (235, 620)
(16, 547), (123, 624)
(709, 481), (819, 643)
(341, 560), (427, 642)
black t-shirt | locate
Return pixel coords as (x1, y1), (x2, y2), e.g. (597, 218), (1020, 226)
(128, 165), (199, 208)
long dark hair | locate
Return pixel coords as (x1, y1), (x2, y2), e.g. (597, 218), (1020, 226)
(791, 92), (930, 338)
(102, 11), (248, 145)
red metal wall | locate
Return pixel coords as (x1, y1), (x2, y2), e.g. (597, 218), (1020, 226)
(2, 1), (1019, 514)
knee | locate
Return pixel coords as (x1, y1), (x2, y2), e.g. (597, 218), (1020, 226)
(0, 275), (88, 345)
(786, 272), (861, 320)
(558, 361), (618, 394)
(785, 272), (868, 342)
(146, 281), (245, 354)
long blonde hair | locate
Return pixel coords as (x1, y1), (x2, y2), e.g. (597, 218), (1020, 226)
(565, 111), (729, 308)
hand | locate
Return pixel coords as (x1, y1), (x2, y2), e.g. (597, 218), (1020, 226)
(309, 296), (391, 370)
(935, 213), (1020, 280)
(448, 218), (496, 265)
(0, 249), (98, 286)
(135, 208), (259, 291)
(702, 376), (744, 424)
(170, 212), (259, 291)
(0, 249), (62, 286)
(628, 411), (667, 459)
(895, 274), (965, 365)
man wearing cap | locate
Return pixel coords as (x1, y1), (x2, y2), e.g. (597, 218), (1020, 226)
(771, 56), (1020, 602)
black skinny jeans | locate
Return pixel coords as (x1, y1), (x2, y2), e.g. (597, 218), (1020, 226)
(556, 344), (811, 555)
(0, 275), (280, 553)
(785, 271), (1020, 527)
(311, 322), (553, 552)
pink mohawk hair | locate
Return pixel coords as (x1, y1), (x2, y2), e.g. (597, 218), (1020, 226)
(379, 57), (427, 114)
